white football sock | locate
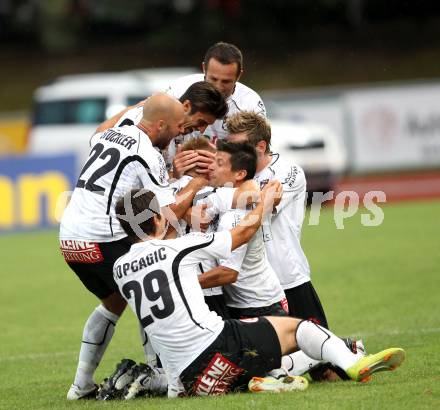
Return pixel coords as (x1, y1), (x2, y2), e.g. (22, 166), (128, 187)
(139, 322), (158, 367)
(143, 368), (168, 396)
(73, 304), (119, 389)
(296, 320), (358, 371)
(281, 351), (322, 376)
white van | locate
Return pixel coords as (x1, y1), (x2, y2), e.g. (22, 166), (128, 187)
(28, 69), (346, 191)
(28, 68), (196, 172)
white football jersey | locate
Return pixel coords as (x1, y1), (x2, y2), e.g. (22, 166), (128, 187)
(170, 175), (236, 296)
(216, 209), (285, 308)
(113, 231), (232, 380)
(115, 105), (198, 170)
(60, 126), (175, 242)
(166, 73), (266, 141)
(253, 154), (311, 289)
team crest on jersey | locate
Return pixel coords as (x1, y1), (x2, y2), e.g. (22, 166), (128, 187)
(156, 154), (168, 184)
(257, 100), (266, 115)
(259, 179), (269, 189)
(60, 240), (103, 263)
(193, 353), (244, 396)
(280, 297), (289, 314)
(283, 166), (299, 188)
(221, 117), (227, 131)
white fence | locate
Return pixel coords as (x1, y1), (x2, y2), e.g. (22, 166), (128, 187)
(263, 80), (440, 173)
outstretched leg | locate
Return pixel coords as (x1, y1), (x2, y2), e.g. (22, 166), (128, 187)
(67, 293), (126, 400)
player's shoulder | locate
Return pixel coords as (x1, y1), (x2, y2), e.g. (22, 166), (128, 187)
(170, 174), (193, 194)
(230, 82), (265, 111)
(172, 231), (217, 251)
(166, 74), (204, 98)
(218, 207), (244, 228)
(269, 153), (306, 187)
(93, 125), (142, 150)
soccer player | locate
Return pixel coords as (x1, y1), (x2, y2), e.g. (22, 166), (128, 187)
(167, 42), (265, 141)
(97, 81), (227, 173)
(60, 94), (209, 400)
(170, 137), (259, 319)
(169, 42), (266, 177)
(199, 140), (287, 319)
(113, 188), (405, 396)
(225, 111), (367, 379)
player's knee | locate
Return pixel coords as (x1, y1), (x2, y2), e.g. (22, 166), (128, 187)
(101, 292), (127, 316)
(265, 316), (301, 354)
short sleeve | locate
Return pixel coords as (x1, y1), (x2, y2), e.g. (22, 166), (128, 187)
(218, 243), (246, 272)
(182, 231), (232, 264)
(89, 132), (101, 148)
(197, 187), (236, 220)
(274, 165), (306, 214)
(136, 147), (175, 207)
(116, 106), (143, 127)
(254, 99), (266, 117)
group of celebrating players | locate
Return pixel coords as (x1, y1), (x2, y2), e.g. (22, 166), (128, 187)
(59, 42), (405, 400)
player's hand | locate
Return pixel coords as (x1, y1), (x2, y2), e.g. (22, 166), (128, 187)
(261, 180), (283, 214)
(189, 203), (213, 232)
(234, 179), (261, 208)
(194, 149), (215, 174)
(172, 149), (199, 178)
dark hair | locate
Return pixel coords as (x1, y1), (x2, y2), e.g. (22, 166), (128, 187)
(115, 189), (161, 243)
(204, 42), (243, 76)
(179, 81), (228, 119)
(216, 140), (257, 180)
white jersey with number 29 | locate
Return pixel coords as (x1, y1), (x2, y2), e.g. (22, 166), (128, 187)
(113, 231), (232, 380)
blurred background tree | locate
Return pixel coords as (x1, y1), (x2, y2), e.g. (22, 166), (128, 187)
(1, 0), (440, 111)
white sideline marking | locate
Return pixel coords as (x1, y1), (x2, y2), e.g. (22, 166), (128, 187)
(1, 327), (439, 363)
(0, 350), (76, 362)
(350, 327), (440, 338)
(0, 347), (133, 363)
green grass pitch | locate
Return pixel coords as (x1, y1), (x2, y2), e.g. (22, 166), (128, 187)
(1, 200), (439, 409)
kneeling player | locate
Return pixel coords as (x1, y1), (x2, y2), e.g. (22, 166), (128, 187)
(113, 188), (405, 396)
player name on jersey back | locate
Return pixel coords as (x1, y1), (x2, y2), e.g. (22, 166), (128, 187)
(60, 125), (174, 242)
(99, 129), (137, 149)
(114, 247), (167, 278)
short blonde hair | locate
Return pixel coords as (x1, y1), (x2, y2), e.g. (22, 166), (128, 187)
(181, 136), (216, 153)
(226, 111), (271, 153)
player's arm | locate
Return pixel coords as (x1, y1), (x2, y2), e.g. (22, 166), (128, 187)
(229, 180), (282, 250)
(172, 149), (215, 179)
(274, 166), (306, 214)
(231, 179), (260, 208)
(199, 228), (246, 287)
(182, 203), (212, 232)
(198, 265), (238, 288)
(168, 177), (208, 220)
(183, 180), (260, 232)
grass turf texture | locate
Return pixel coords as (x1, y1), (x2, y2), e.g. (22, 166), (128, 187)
(0, 200), (439, 409)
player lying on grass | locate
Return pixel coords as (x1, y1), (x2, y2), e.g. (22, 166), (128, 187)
(225, 111), (366, 380)
(61, 94), (218, 400)
(171, 136), (365, 381)
(111, 187), (405, 397)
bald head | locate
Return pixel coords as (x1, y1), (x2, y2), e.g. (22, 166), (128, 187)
(139, 93), (185, 150)
(142, 93), (184, 123)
